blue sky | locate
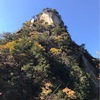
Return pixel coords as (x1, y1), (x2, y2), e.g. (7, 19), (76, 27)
(0, 0), (99, 58)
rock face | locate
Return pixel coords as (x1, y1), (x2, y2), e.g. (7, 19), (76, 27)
(81, 56), (100, 88)
(39, 10), (63, 26)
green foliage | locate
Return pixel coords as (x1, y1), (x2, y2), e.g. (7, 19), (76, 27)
(0, 32), (13, 45)
(23, 21), (31, 31)
(0, 9), (97, 100)
(69, 64), (92, 100)
(53, 25), (64, 35)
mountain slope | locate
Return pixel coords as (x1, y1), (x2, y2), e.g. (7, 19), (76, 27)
(0, 8), (99, 100)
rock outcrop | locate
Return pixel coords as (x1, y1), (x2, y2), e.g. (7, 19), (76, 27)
(82, 55), (100, 88)
(39, 8), (64, 26)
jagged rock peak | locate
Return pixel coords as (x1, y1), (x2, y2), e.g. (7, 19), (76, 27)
(40, 8), (64, 26)
(31, 8), (64, 27)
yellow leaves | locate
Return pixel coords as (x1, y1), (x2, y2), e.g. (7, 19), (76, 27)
(4, 41), (16, 49)
(17, 38), (22, 42)
(0, 45), (4, 50)
(40, 80), (53, 100)
(55, 35), (62, 41)
(50, 48), (61, 54)
(0, 41), (16, 52)
(63, 87), (76, 99)
(45, 82), (53, 87)
(4, 41), (16, 53)
(41, 87), (52, 96)
(0, 41), (16, 53)
(35, 42), (45, 51)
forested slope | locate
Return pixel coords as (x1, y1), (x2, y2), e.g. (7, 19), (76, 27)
(0, 8), (99, 100)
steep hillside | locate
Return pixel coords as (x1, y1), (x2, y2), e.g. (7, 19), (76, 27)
(0, 8), (99, 100)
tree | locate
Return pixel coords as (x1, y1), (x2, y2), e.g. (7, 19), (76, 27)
(0, 32), (13, 44)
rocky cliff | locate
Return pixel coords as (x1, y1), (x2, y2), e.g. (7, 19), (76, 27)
(40, 10), (62, 26)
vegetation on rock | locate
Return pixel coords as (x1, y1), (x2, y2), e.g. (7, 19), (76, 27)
(0, 8), (99, 100)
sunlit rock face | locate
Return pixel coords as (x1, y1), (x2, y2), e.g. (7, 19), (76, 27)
(40, 11), (62, 26)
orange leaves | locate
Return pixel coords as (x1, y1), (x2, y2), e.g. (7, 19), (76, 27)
(40, 80), (53, 99)
(29, 32), (39, 37)
(63, 87), (76, 99)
